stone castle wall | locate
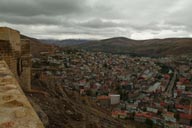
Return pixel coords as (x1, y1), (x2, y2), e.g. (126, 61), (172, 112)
(0, 27), (21, 52)
(0, 27), (31, 91)
(20, 39), (32, 91)
(0, 27), (44, 127)
(0, 60), (44, 128)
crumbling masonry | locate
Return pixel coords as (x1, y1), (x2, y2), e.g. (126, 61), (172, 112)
(0, 27), (44, 128)
(0, 27), (31, 91)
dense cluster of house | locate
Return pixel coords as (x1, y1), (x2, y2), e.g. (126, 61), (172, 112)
(32, 49), (192, 128)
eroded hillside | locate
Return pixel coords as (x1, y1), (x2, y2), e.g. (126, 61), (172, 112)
(72, 37), (192, 57)
(27, 78), (139, 128)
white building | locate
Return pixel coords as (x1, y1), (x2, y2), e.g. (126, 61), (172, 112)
(109, 94), (120, 105)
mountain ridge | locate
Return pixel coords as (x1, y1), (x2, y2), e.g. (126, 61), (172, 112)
(22, 34), (192, 57)
(70, 37), (192, 57)
(40, 39), (94, 47)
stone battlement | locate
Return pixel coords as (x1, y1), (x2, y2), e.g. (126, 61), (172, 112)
(0, 27), (21, 52)
(0, 60), (44, 128)
(0, 27), (32, 91)
(0, 27), (45, 127)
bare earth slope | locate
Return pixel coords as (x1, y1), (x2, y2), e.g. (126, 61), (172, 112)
(28, 78), (139, 128)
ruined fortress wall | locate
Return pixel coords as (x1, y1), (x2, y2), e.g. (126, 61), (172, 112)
(0, 27), (31, 91)
(0, 60), (44, 128)
(20, 39), (32, 91)
(0, 28), (10, 41)
(20, 65), (31, 91)
(0, 27), (44, 128)
(0, 27), (21, 52)
(0, 40), (18, 77)
(0, 27), (21, 77)
(21, 39), (30, 55)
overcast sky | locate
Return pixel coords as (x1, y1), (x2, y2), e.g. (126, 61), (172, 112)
(0, 0), (192, 40)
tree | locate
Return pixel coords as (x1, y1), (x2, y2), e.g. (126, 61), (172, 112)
(145, 118), (154, 128)
(174, 112), (180, 121)
(86, 90), (92, 96)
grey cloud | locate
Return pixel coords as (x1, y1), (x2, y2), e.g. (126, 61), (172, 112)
(0, 15), (60, 25)
(0, 0), (192, 39)
(78, 19), (123, 28)
(0, 0), (89, 16)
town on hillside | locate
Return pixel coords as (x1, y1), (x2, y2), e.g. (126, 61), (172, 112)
(32, 48), (192, 128)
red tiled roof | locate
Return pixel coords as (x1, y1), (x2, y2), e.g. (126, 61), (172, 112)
(180, 78), (187, 82)
(164, 112), (174, 117)
(160, 102), (167, 106)
(112, 111), (127, 116)
(91, 84), (97, 89)
(164, 74), (170, 79)
(179, 78), (190, 84)
(135, 113), (152, 118)
(79, 79), (86, 83)
(97, 95), (110, 100)
(176, 104), (192, 110)
(180, 113), (192, 120)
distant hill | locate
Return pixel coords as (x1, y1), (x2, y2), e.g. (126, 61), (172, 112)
(40, 39), (94, 47)
(22, 35), (192, 57)
(71, 37), (192, 57)
(21, 35), (59, 57)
